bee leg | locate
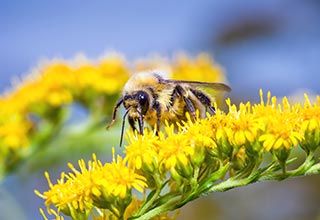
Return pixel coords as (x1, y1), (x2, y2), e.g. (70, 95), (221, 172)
(153, 101), (161, 135)
(128, 116), (137, 132)
(190, 88), (215, 114)
(106, 97), (123, 129)
(119, 108), (131, 147)
(183, 96), (196, 120)
(138, 113), (144, 135)
(174, 85), (196, 120)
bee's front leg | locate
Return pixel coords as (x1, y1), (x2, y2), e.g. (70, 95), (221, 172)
(138, 113), (144, 135)
(128, 116), (137, 132)
(106, 97), (123, 129)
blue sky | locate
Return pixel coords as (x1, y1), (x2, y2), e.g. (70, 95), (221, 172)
(1, 0), (319, 100)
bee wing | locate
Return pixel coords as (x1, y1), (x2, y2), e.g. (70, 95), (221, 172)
(164, 79), (231, 92)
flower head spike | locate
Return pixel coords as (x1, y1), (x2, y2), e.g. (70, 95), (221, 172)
(107, 155), (147, 199)
(207, 108), (233, 159)
(158, 123), (195, 178)
(258, 96), (303, 151)
(180, 112), (216, 166)
(227, 101), (264, 147)
(172, 53), (226, 83)
(124, 129), (159, 173)
(35, 154), (147, 219)
(299, 94), (320, 152)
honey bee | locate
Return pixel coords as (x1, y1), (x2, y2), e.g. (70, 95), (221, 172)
(107, 71), (231, 146)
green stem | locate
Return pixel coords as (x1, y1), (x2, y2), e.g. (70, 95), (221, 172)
(134, 167), (201, 219)
(135, 174), (164, 216)
(207, 177), (252, 194)
(151, 191), (181, 208)
(259, 152), (315, 181)
(134, 198), (179, 220)
(134, 152), (320, 219)
(306, 163), (320, 175)
(291, 151), (315, 176)
(135, 177), (255, 220)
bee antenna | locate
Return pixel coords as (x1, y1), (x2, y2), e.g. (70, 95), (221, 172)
(119, 107), (131, 147)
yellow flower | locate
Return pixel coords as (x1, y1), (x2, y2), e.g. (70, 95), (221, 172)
(39, 208), (65, 220)
(172, 53), (226, 83)
(34, 171), (85, 216)
(0, 93), (28, 115)
(180, 112), (216, 148)
(207, 107), (233, 159)
(0, 113), (31, 150)
(299, 94), (320, 151)
(106, 155), (147, 199)
(14, 63), (74, 108)
(179, 113), (216, 166)
(300, 94), (320, 131)
(258, 96), (303, 151)
(158, 125), (194, 170)
(133, 55), (172, 75)
(124, 129), (159, 172)
(35, 153), (147, 218)
(98, 55), (128, 89)
(132, 53), (227, 87)
(227, 100), (264, 146)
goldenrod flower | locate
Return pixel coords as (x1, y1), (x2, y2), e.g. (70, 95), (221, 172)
(226, 100), (264, 147)
(34, 171), (85, 217)
(0, 113), (31, 150)
(299, 94), (320, 152)
(258, 95), (303, 151)
(180, 113), (216, 148)
(179, 113), (216, 166)
(0, 96), (32, 153)
(158, 124), (194, 178)
(0, 54), (132, 175)
(40, 207), (65, 220)
(172, 53), (226, 83)
(74, 55), (128, 95)
(35, 154), (147, 218)
(124, 129), (159, 173)
(105, 155), (147, 199)
(207, 108), (233, 159)
(132, 53), (227, 87)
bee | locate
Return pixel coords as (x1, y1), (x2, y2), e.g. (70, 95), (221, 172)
(107, 71), (231, 146)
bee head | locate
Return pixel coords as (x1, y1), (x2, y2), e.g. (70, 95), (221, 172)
(123, 90), (150, 117)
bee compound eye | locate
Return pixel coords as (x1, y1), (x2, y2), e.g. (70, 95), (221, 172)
(137, 91), (149, 114)
(137, 91), (146, 103)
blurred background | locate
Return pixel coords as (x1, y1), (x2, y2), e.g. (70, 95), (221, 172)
(1, 0), (320, 219)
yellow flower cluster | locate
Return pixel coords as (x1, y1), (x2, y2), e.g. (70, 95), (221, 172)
(134, 53), (227, 83)
(36, 90), (320, 220)
(0, 53), (226, 179)
(0, 54), (129, 175)
(35, 153), (147, 219)
(35, 153), (177, 220)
